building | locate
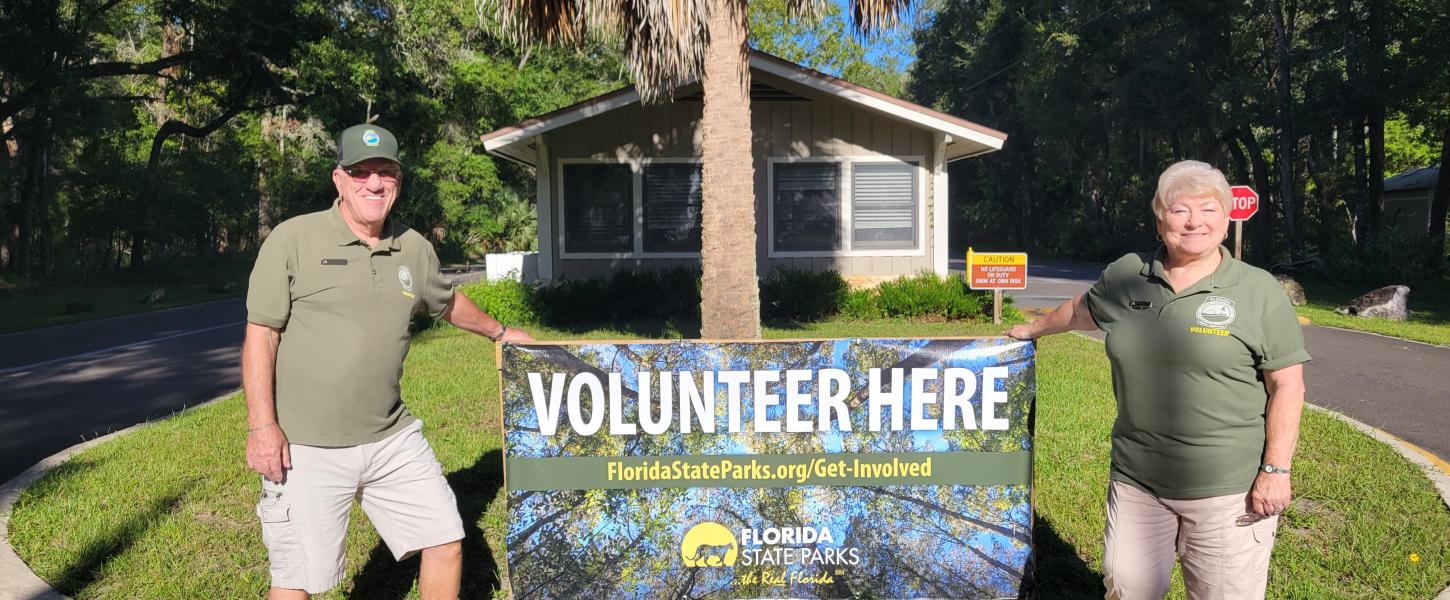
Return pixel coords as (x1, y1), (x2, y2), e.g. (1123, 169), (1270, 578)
(480, 51), (1007, 284)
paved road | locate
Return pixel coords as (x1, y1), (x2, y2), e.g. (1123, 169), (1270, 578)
(0, 268), (491, 484)
(1301, 327), (1450, 462)
(0, 299), (247, 482)
(978, 258), (1450, 463)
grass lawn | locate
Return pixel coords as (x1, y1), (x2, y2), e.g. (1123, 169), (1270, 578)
(8, 321), (1449, 599)
(0, 279), (242, 335)
(1294, 278), (1450, 347)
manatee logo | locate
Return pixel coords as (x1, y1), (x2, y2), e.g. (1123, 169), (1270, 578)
(362, 129), (381, 147)
(397, 266), (414, 292)
(1195, 295), (1236, 327)
(680, 522), (738, 567)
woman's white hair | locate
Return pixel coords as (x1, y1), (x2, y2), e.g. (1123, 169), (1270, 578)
(1152, 160), (1232, 220)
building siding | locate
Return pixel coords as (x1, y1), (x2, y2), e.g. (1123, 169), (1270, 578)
(545, 70), (941, 281)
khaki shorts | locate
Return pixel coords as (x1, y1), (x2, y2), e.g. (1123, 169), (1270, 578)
(1103, 480), (1279, 600)
(255, 419), (464, 594)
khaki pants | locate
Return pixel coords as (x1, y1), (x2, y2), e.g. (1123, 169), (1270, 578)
(1103, 480), (1279, 600)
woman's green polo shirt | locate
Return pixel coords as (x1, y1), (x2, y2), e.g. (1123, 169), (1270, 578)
(245, 203), (455, 447)
(1084, 247), (1310, 499)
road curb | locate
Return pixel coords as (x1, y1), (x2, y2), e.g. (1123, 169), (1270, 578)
(0, 391), (237, 600)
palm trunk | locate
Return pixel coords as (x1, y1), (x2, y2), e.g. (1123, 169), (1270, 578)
(699, 0), (760, 339)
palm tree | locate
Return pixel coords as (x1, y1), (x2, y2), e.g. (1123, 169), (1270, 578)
(497, 0), (912, 338)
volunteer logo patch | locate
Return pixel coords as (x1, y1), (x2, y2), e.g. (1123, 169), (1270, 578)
(397, 266), (414, 292)
(362, 129), (381, 147)
(1195, 295), (1236, 327)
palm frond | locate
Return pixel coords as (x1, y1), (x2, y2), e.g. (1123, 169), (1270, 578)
(490, 0), (712, 102)
(849, 0), (914, 34)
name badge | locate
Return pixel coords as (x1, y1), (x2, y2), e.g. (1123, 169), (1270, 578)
(321, 258), (348, 266)
(1129, 300), (1152, 310)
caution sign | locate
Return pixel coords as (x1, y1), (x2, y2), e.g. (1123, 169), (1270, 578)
(967, 248), (1028, 290)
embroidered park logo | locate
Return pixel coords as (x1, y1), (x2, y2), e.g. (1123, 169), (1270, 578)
(681, 522), (738, 567)
(362, 129), (381, 147)
(1195, 295), (1236, 327)
(397, 266), (414, 292)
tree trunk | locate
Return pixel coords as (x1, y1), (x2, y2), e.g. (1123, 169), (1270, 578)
(35, 140), (51, 276)
(258, 168), (275, 241)
(1237, 130), (1276, 262)
(1, 115), (18, 272)
(1015, 129), (1035, 251)
(1428, 125), (1450, 276)
(1363, 0), (1386, 246)
(14, 113), (52, 279)
(699, 0), (760, 339)
(1306, 131), (1341, 248)
(1270, 0), (1303, 254)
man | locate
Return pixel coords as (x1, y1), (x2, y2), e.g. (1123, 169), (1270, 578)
(243, 123), (532, 599)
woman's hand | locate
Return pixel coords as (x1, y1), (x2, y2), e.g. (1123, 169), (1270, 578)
(1004, 293), (1096, 341)
(1249, 471), (1292, 516)
(1006, 324), (1035, 340)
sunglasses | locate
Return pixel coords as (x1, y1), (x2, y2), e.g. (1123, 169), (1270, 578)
(342, 165), (402, 182)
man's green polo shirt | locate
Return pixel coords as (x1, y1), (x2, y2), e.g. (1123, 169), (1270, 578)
(1084, 246), (1310, 499)
(246, 202), (454, 447)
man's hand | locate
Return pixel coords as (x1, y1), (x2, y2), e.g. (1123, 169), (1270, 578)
(499, 326), (535, 343)
(247, 424), (291, 483)
(1248, 471), (1291, 516)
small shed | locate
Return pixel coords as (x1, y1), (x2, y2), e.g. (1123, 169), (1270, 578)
(480, 51), (1007, 284)
(1383, 166), (1439, 235)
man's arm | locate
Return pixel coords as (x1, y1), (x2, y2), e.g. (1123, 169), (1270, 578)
(243, 322), (290, 482)
(1249, 363), (1305, 516)
(1006, 292), (1098, 340)
(440, 290), (534, 342)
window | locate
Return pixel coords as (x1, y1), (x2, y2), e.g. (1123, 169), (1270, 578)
(773, 163), (841, 251)
(642, 164), (703, 252)
(852, 162), (917, 249)
(563, 164), (632, 253)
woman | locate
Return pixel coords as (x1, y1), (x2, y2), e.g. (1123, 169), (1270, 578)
(1008, 160), (1309, 599)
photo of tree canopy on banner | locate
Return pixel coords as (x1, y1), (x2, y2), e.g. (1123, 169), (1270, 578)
(498, 338), (1035, 599)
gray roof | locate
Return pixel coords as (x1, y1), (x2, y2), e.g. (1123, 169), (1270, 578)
(1384, 166), (1439, 192)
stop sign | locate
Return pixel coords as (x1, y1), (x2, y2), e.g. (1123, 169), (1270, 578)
(1229, 185), (1259, 221)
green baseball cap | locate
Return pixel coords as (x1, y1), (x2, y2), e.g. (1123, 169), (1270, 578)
(335, 124), (401, 166)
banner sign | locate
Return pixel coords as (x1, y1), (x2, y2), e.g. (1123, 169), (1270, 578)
(499, 338), (1035, 599)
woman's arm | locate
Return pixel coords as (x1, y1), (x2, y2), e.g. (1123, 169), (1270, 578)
(1006, 292), (1098, 340)
(1249, 363), (1305, 516)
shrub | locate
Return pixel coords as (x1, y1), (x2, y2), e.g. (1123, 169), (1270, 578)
(458, 269), (1012, 328)
(1320, 226), (1445, 286)
(874, 273), (985, 319)
(760, 267), (849, 322)
(842, 273), (1002, 322)
(840, 289), (884, 320)
(532, 267), (701, 325)
(460, 278), (541, 325)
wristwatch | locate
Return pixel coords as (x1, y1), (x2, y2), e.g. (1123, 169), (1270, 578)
(1260, 463), (1291, 475)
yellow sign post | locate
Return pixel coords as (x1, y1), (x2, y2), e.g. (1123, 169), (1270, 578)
(966, 248), (1029, 325)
